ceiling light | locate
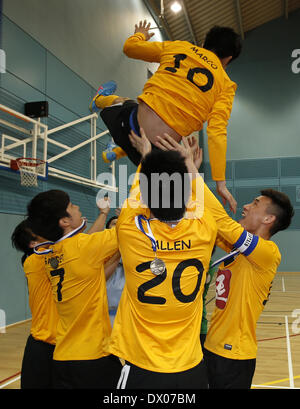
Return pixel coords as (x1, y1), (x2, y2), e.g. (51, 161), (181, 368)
(170, 1), (182, 14)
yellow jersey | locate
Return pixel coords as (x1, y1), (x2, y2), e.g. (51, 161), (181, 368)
(108, 173), (217, 372)
(43, 229), (118, 361)
(23, 253), (58, 345)
(203, 183), (281, 359)
(123, 33), (237, 181)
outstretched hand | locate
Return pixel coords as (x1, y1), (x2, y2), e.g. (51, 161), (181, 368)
(216, 181), (237, 214)
(154, 134), (202, 169)
(129, 127), (152, 158)
(154, 134), (237, 213)
(153, 133), (202, 179)
(134, 20), (155, 41)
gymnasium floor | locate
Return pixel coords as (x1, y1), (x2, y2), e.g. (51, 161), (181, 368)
(0, 272), (299, 390)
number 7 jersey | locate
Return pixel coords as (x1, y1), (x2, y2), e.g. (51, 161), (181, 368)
(43, 229), (118, 361)
(108, 176), (217, 372)
(123, 32), (237, 181)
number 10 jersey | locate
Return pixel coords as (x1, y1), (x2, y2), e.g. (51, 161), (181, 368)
(123, 32), (237, 181)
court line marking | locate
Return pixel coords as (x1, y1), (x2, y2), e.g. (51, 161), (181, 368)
(0, 375), (20, 389)
(285, 315), (294, 389)
(256, 374), (300, 386)
(252, 384), (299, 389)
(0, 371), (21, 385)
(257, 333), (300, 342)
(282, 277), (286, 292)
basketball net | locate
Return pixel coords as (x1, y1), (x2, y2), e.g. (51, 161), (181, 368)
(16, 158), (45, 187)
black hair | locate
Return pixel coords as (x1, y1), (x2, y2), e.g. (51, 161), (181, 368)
(106, 216), (118, 229)
(27, 190), (70, 241)
(140, 150), (190, 222)
(260, 189), (294, 236)
(11, 219), (36, 265)
(203, 26), (242, 63)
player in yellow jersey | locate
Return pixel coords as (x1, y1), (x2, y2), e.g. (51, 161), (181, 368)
(11, 219), (59, 389)
(154, 133), (294, 389)
(107, 129), (216, 389)
(90, 20), (242, 213)
(27, 190), (122, 389)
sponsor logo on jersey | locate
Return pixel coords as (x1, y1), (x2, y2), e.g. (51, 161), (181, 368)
(215, 269), (232, 309)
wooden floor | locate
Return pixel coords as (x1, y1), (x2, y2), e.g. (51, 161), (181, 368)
(0, 272), (299, 389)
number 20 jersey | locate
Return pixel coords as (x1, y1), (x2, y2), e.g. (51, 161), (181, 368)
(123, 33), (237, 181)
(108, 178), (217, 373)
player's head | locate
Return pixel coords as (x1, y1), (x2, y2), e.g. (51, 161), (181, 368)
(139, 149), (190, 222)
(203, 26), (242, 64)
(240, 189), (294, 237)
(27, 190), (82, 242)
(11, 219), (42, 264)
(106, 216), (118, 229)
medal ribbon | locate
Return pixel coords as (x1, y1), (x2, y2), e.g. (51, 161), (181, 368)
(135, 215), (157, 253)
(34, 218), (87, 255)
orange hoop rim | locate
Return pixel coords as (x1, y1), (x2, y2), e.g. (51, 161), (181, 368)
(16, 157), (45, 168)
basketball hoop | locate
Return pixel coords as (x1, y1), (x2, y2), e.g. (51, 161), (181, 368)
(15, 157), (46, 187)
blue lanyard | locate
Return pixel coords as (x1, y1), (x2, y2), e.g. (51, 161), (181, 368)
(210, 249), (240, 268)
(34, 218), (87, 255)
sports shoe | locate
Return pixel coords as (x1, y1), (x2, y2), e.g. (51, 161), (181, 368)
(102, 139), (127, 163)
(89, 80), (117, 113)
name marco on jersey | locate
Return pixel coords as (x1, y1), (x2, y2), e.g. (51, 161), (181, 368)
(190, 47), (218, 70)
(156, 240), (191, 251)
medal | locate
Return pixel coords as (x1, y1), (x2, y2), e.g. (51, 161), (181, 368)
(49, 257), (59, 269)
(136, 215), (166, 276)
(150, 258), (166, 276)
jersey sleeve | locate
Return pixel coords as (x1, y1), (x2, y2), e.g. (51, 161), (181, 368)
(204, 181), (244, 243)
(117, 164), (149, 227)
(245, 238), (281, 271)
(24, 254), (48, 291)
(123, 32), (164, 63)
(215, 235), (232, 253)
(185, 175), (205, 219)
(203, 181), (279, 269)
(80, 228), (118, 267)
(204, 183), (263, 260)
(206, 81), (237, 181)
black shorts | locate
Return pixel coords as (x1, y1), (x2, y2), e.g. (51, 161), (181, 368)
(52, 354), (122, 389)
(203, 348), (256, 389)
(21, 334), (55, 389)
(117, 359), (208, 389)
(100, 100), (141, 166)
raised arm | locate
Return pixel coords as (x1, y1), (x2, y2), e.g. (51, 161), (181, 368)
(206, 81), (237, 213)
(86, 196), (110, 234)
(123, 20), (164, 63)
